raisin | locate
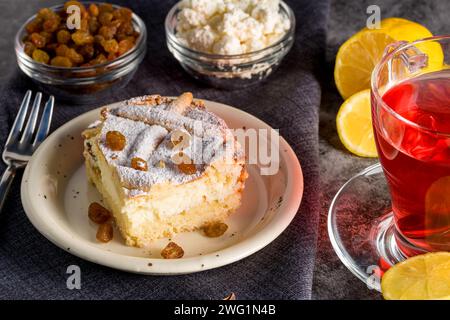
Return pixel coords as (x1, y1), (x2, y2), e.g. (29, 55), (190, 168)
(45, 43), (58, 52)
(88, 202), (111, 224)
(40, 31), (53, 43)
(30, 32), (46, 48)
(105, 131), (126, 151)
(56, 29), (71, 44)
(79, 18), (89, 32)
(107, 52), (118, 61)
(114, 8), (132, 21)
(94, 34), (105, 44)
(50, 56), (73, 67)
(72, 31), (94, 45)
(110, 20), (123, 30)
(99, 12), (113, 26)
(178, 163), (197, 175)
(102, 39), (119, 53)
(98, 25), (116, 40)
(43, 17), (59, 32)
(131, 157), (148, 171)
(55, 44), (69, 57)
(26, 19), (42, 34)
(23, 42), (36, 56)
(88, 3), (99, 17)
(118, 38), (134, 55)
(88, 17), (99, 34)
(79, 44), (95, 60)
(99, 3), (114, 13)
(37, 8), (54, 20)
(90, 53), (107, 65)
(161, 242), (184, 259)
(202, 222), (228, 238)
(117, 21), (134, 37)
(32, 49), (49, 64)
(96, 223), (113, 243)
(66, 48), (84, 64)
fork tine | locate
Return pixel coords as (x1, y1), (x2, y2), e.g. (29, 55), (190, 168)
(20, 92), (42, 144)
(5, 90), (32, 146)
(33, 96), (54, 146)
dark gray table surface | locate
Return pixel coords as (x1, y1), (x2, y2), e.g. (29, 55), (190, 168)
(0, 0), (449, 300)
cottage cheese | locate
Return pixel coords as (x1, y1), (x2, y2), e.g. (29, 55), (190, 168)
(176, 0), (291, 55)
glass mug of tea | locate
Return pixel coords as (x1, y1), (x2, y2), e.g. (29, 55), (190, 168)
(372, 35), (450, 256)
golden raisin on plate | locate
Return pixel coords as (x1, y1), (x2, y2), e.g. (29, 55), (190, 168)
(96, 222), (113, 243)
(203, 222), (228, 238)
(88, 202), (111, 224)
(161, 242), (184, 259)
(131, 157), (148, 171)
(105, 130), (126, 151)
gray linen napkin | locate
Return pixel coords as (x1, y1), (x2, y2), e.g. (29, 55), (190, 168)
(0, 0), (329, 299)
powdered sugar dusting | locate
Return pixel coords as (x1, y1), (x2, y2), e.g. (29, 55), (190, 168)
(92, 95), (239, 194)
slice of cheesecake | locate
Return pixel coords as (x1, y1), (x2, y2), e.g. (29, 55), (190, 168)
(82, 93), (247, 247)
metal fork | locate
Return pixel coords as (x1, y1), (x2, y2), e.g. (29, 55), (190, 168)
(0, 91), (54, 212)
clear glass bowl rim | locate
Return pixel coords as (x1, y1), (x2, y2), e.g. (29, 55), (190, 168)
(14, 1), (147, 75)
(164, 0), (296, 61)
(371, 35), (450, 138)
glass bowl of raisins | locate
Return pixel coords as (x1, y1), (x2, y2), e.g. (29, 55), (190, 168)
(14, 2), (147, 103)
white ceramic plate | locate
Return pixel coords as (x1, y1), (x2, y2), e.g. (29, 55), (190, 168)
(21, 99), (303, 275)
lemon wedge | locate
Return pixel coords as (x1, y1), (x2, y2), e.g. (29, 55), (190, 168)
(334, 17), (441, 99)
(382, 252), (450, 300)
(336, 89), (377, 157)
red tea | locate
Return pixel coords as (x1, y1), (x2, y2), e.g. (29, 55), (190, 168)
(373, 70), (450, 252)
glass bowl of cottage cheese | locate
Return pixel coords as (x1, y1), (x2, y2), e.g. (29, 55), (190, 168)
(165, 0), (295, 89)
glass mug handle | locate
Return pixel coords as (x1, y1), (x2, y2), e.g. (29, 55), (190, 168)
(383, 41), (429, 83)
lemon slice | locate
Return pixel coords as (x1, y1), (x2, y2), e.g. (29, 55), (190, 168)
(335, 17), (441, 99)
(336, 89), (377, 157)
(382, 252), (450, 300)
